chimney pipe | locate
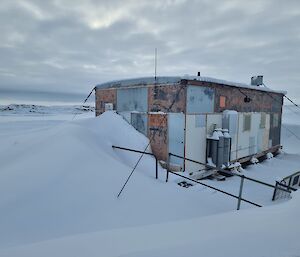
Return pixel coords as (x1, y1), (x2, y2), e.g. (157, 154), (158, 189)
(197, 71), (200, 77)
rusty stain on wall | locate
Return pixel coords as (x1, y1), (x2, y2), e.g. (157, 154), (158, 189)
(148, 84), (186, 113)
(148, 113), (168, 161)
(95, 88), (117, 116)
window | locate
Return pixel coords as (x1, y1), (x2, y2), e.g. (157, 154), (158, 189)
(260, 113), (266, 129)
(243, 114), (251, 132)
(220, 96), (226, 108)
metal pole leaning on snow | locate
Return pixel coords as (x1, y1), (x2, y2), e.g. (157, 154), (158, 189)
(117, 142), (151, 198)
(237, 175), (245, 210)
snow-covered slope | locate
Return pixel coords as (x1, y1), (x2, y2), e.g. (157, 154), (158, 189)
(0, 112), (237, 249)
(1, 191), (299, 257)
(0, 107), (299, 256)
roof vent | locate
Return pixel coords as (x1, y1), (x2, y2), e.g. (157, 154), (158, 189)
(197, 71), (201, 77)
(251, 75), (263, 86)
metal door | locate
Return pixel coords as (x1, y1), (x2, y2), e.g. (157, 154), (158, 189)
(168, 113), (185, 168)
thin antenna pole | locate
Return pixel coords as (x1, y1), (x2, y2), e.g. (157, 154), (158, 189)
(154, 48), (157, 82)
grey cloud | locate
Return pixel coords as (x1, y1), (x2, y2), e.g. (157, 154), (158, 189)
(0, 0), (300, 101)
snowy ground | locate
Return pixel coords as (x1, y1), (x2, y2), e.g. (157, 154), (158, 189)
(0, 105), (299, 256)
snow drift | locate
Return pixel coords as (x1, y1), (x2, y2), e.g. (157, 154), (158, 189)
(0, 109), (299, 256)
(0, 111), (236, 248)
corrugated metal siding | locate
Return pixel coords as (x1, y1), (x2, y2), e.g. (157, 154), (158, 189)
(168, 113), (185, 168)
(186, 86), (214, 113)
(117, 87), (148, 112)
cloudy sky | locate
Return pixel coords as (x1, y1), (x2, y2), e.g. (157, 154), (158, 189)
(0, 0), (300, 102)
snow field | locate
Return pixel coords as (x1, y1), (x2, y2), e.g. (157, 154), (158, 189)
(0, 106), (299, 256)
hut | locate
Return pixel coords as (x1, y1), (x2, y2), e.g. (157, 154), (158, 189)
(95, 75), (285, 172)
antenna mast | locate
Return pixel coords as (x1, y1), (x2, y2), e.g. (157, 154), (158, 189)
(154, 48), (157, 82)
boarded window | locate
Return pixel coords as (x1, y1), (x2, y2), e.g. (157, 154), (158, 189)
(272, 113), (279, 128)
(220, 96), (226, 108)
(243, 114), (251, 132)
(260, 113), (266, 128)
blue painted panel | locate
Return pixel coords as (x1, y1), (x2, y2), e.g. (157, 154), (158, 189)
(187, 86), (214, 113)
(131, 113), (148, 136)
(117, 87), (148, 112)
(168, 113), (185, 167)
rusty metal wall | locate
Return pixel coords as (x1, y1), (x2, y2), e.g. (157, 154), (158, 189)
(95, 88), (117, 116)
(148, 84), (186, 112)
(117, 87), (148, 112)
(185, 80), (283, 113)
(148, 113), (168, 161)
(186, 86), (214, 113)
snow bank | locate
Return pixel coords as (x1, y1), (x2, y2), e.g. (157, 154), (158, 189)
(0, 111), (236, 249)
(1, 191), (299, 257)
(0, 108), (299, 256)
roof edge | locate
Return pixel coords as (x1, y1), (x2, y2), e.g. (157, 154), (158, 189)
(95, 76), (286, 95)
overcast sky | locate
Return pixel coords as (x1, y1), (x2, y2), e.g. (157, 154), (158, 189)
(0, 0), (300, 101)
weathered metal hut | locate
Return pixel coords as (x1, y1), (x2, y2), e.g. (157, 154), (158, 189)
(95, 76), (285, 173)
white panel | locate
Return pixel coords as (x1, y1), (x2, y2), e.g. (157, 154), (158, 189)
(206, 114), (222, 135)
(263, 114), (270, 151)
(250, 113), (260, 154)
(185, 114), (206, 173)
(222, 111), (239, 161)
(237, 113), (251, 159)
